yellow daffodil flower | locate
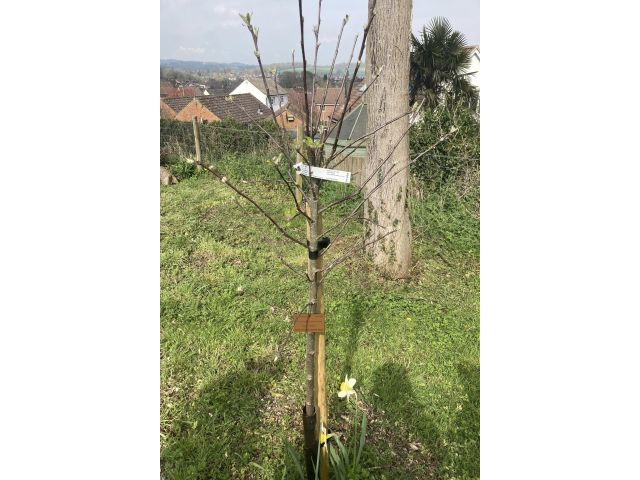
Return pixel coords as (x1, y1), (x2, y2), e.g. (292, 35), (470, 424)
(338, 375), (356, 401)
(320, 423), (334, 447)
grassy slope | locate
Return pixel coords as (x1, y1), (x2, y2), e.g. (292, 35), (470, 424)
(160, 166), (479, 480)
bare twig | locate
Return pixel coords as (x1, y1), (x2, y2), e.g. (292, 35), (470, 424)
(242, 17), (289, 157)
(275, 301), (316, 362)
(309, 0), (323, 136)
(242, 179), (294, 184)
(318, 228), (397, 285)
(319, 99), (427, 215)
(297, 0), (311, 137)
(232, 197), (310, 281)
(322, 216), (388, 239)
(313, 15), (348, 138)
(236, 285), (290, 313)
(326, 33), (359, 132)
(198, 162), (306, 247)
(327, 0), (378, 160)
(232, 101), (312, 207)
(325, 108), (413, 168)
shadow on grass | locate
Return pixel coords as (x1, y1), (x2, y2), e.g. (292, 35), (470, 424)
(160, 357), (287, 480)
(342, 296), (366, 376)
(368, 362), (440, 478)
(366, 361), (480, 479)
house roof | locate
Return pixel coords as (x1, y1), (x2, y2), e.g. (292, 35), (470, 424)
(326, 102), (367, 142)
(274, 103), (305, 122)
(207, 89), (227, 96)
(248, 78), (290, 96)
(161, 97), (193, 116)
(160, 81), (173, 96)
(464, 45), (480, 55)
(198, 93), (273, 123)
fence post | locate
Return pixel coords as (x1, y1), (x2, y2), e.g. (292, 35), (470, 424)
(296, 124), (304, 206)
(192, 116), (202, 171)
(307, 200), (328, 480)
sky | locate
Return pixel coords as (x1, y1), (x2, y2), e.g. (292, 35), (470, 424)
(160, 0), (479, 65)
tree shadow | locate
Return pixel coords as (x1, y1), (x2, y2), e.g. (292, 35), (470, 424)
(341, 295), (367, 376)
(363, 361), (480, 479)
(160, 356), (289, 480)
(453, 360), (480, 477)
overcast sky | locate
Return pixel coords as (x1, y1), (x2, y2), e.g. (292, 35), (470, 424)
(160, 0), (479, 65)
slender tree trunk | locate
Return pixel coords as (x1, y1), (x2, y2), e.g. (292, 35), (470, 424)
(364, 0), (413, 278)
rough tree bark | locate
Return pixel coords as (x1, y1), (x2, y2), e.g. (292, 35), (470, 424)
(364, 0), (413, 278)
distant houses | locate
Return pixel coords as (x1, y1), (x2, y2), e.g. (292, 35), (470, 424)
(464, 45), (480, 91)
(160, 93), (272, 123)
(230, 79), (290, 110)
(273, 104), (305, 131)
(160, 81), (173, 98)
(159, 77), (369, 129)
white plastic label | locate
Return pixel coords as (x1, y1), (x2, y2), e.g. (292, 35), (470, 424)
(293, 163), (351, 184)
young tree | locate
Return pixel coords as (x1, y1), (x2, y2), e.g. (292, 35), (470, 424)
(192, 1), (454, 476)
(363, 0), (414, 279)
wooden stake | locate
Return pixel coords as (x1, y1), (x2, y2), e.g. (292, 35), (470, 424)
(308, 200), (328, 480)
(192, 116), (202, 171)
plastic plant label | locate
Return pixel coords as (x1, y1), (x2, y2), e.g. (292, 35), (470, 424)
(293, 163), (351, 184)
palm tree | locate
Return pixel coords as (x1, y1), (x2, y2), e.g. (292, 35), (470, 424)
(409, 17), (479, 108)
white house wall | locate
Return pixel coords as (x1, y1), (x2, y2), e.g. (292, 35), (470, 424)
(230, 81), (268, 105)
(466, 51), (480, 90)
(230, 80), (288, 110)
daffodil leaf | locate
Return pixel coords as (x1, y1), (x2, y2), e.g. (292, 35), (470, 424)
(285, 440), (304, 479)
(356, 411), (367, 466)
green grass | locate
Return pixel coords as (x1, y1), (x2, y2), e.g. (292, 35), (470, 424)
(160, 158), (479, 480)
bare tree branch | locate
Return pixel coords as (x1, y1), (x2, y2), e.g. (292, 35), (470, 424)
(325, 108), (413, 168)
(323, 64), (384, 149)
(318, 228), (397, 285)
(232, 197), (311, 281)
(297, 0), (311, 137)
(242, 19), (289, 158)
(274, 301), (316, 362)
(237, 285), (290, 314)
(232, 101), (312, 208)
(327, 0), (378, 160)
(242, 179), (294, 184)
(319, 99), (426, 214)
(326, 33), (359, 133)
(313, 16), (348, 138)
(197, 162), (307, 247)
(309, 0), (323, 137)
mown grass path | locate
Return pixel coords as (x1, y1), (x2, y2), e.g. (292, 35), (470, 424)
(161, 171), (479, 479)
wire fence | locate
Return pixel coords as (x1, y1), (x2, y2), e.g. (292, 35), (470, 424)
(160, 119), (285, 165)
(160, 119), (479, 255)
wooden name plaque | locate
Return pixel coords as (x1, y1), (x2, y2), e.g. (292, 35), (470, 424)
(293, 314), (325, 333)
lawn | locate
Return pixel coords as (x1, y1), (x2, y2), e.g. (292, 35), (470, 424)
(160, 158), (479, 480)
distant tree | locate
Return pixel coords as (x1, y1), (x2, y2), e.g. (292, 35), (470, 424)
(279, 70), (315, 89)
(409, 17), (478, 107)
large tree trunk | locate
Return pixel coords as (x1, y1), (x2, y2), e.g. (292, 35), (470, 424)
(364, 0), (413, 279)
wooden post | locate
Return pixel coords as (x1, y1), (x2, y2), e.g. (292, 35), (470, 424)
(192, 116), (202, 171)
(296, 124), (304, 205)
(308, 200), (328, 480)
